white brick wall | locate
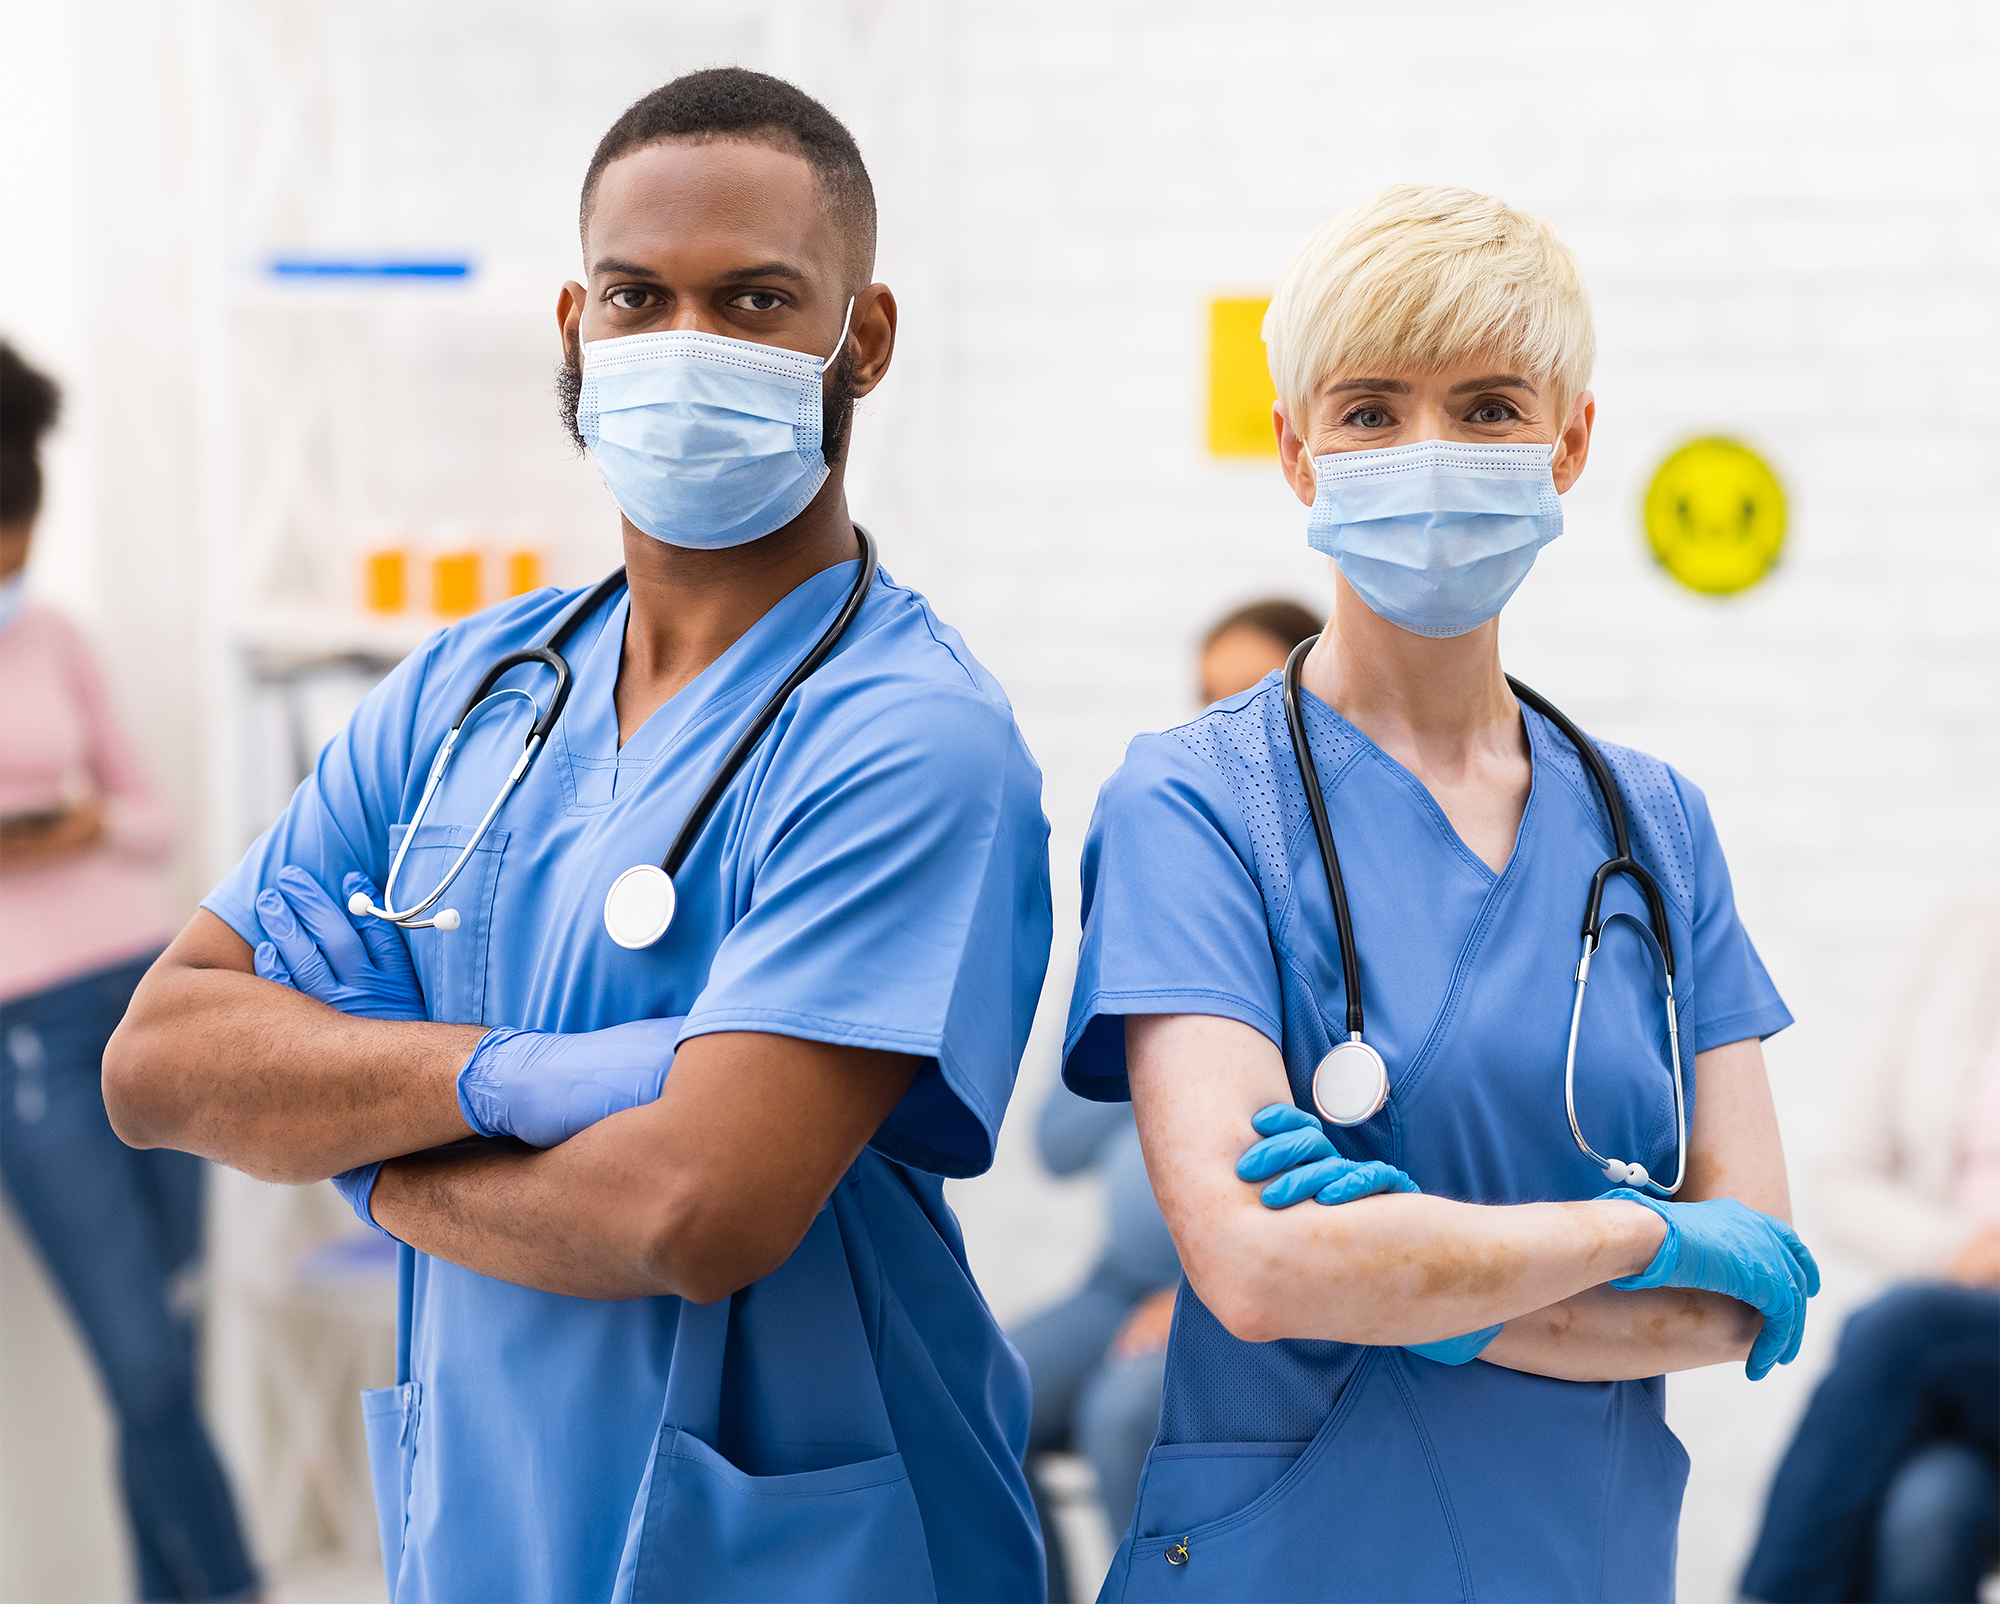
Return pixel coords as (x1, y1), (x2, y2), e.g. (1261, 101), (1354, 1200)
(3, 2), (1994, 1595)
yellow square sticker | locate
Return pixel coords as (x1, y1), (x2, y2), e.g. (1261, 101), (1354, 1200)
(1208, 296), (1278, 457)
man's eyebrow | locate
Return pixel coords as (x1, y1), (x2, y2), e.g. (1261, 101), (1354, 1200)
(1324, 378), (1412, 396)
(591, 257), (665, 281)
(1447, 373), (1537, 396)
(718, 261), (804, 284)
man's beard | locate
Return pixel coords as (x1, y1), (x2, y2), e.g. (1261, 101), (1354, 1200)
(556, 340), (858, 466)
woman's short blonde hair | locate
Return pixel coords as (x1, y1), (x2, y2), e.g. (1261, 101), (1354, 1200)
(1263, 184), (1595, 434)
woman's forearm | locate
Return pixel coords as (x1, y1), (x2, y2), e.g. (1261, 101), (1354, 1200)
(1483, 1285), (1759, 1381)
(1182, 1185), (1667, 1346)
(102, 911), (481, 1183)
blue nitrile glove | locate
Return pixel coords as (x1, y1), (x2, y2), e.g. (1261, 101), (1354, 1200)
(252, 867), (427, 1021)
(330, 1162), (392, 1241)
(1600, 1188), (1822, 1380)
(1404, 1325), (1504, 1365)
(456, 1017), (688, 1150)
(1235, 1103), (1421, 1208)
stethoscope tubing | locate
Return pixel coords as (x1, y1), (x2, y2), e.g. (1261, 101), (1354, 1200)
(353, 532), (877, 935)
(1282, 634), (1688, 1195)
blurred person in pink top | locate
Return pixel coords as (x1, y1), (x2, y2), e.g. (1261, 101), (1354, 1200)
(0, 341), (257, 1602)
(1741, 898), (2000, 1603)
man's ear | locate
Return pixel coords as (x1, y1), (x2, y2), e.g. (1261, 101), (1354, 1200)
(845, 283), (897, 399)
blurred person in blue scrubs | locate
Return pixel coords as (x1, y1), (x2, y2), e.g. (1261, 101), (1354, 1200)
(0, 343), (258, 1602)
(1017, 599), (1318, 1601)
(1062, 187), (1819, 1601)
(1741, 897), (2000, 1603)
(101, 70), (1052, 1603)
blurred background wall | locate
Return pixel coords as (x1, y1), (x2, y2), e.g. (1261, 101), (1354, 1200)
(0, 0), (1993, 1597)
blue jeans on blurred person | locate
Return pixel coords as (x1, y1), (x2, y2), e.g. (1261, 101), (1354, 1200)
(1012, 1270), (1171, 1603)
(0, 956), (258, 1602)
(1741, 1281), (1999, 1602)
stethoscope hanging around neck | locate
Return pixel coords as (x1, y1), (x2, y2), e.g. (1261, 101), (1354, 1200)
(350, 528), (879, 952)
(1280, 636), (1689, 1195)
(600, 527), (878, 949)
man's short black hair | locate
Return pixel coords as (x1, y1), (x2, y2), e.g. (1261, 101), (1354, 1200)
(579, 67), (877, 285)
(0, 341), (60, 527)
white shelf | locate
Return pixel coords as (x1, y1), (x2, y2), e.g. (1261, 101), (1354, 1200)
(234, 604), (442, 661)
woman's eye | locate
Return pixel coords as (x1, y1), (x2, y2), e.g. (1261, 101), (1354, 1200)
(1469, 403), (1515, 425)
(1345, 407), (1393, 429)
(608, 287), (650, 310)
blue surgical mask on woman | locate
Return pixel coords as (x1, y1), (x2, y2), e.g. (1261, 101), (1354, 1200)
(578, 299), (854, 550)
(0, 571), (24, 632)
(1306, 439), (1563, 638)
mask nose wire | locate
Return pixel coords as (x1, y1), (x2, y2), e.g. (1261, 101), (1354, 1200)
(822, 296), (856, 368)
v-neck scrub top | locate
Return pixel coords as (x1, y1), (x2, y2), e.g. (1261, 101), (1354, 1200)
(204, 559), (1054, 1602)
(1063, 676), (1790, 1603)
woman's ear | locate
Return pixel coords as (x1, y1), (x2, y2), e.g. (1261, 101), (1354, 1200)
(1551, 389), (1596, 494)
(1275, 404), (1317, 508)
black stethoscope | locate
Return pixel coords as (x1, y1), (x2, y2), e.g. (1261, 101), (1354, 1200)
(1282, 636), (1687, 1195)
(347, 527), (879, 952)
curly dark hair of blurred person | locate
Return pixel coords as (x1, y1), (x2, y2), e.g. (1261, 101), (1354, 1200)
(0, 341), (61, 527)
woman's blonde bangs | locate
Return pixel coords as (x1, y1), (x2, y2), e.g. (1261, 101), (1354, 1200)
(1264, 185), (1596, 431)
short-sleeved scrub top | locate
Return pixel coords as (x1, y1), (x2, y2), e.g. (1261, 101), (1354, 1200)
(205, 559), (1054, 1603)
(1063, 675), (1790, 1603)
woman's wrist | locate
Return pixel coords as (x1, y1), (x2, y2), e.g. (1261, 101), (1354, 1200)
(1594, 1198), (1670, 1279)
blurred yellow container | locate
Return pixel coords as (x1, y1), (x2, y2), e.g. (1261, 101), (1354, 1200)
(433, 551), (482, 616)
(504, 550), (543, 597)
(1207, 295), (1279, 457)
(364, 549), (408, 613)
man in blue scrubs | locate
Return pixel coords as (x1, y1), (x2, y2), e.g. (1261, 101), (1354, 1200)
(105, 69), (1052, 1602)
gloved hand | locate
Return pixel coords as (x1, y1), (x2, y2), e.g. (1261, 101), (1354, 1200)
(457, 1018), (687, 1150)
(1235, 1103), (1421, 1208)
(252, 867), (427, 1021)
(1601, 1188), (1821, 1380)
(1404, 1324), (1503, 1365)
(331, 1161), (392, 1241)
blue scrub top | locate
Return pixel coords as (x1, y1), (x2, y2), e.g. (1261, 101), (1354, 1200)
(206, 559), (1053, 1602)
(1063, 676), (1790, 1602)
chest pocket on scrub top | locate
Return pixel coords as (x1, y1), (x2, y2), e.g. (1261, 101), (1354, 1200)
(386, 824), (508, 1027)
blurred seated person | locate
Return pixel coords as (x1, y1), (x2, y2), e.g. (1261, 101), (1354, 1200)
(1741, 896), (2000, 1603)
(1012, 596), (1318, 1601)
(0, 342), (258, 1601)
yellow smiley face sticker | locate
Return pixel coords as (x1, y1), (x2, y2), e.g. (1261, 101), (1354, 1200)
(1643, 438), (1787, 596)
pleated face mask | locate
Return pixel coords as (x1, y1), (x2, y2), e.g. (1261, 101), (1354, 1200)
(1305, 439), (1563, 638)
(578, 299), (852, 550)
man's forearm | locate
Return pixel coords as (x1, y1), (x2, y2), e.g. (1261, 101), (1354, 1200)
(103, 914), (481, 1183)
(1482, 1284), (1760, 1382)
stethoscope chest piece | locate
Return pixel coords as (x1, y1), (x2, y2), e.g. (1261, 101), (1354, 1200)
(1311, 1037), (1389, 1126)
(603, 864), (676, 950)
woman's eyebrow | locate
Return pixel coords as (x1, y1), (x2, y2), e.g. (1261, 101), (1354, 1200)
(1325, 378), (1412, 396)
(1447, 374), (1537, 396)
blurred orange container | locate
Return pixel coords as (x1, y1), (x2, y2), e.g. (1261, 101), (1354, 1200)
(505, 550), (542, 597)
(364, 549), (408, 613)
(433, 551), (482, 616)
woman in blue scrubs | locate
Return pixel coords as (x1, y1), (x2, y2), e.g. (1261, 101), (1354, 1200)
(104, 71), (1051, 1603)
(1063, 185), (1817, 1602)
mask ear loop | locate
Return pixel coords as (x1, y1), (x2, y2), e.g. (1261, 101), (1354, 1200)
(821, 296), (855, 368)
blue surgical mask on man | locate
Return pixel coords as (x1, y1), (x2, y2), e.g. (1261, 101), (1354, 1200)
(578, 300), (854, 550)
(1305, 439), (1563, 638)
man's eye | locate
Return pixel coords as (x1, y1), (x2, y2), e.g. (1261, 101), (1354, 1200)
(735, 291), (784, 312)
(609, 287), (650, 310)
(1345, 407), (1393, 429)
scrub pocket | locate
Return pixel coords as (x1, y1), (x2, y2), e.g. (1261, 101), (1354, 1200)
(623, 1205), (937, 1603)
(387, 824), (506, 1025)
(1106, 1349), (1469, 1603)
(360, 1380), (420, 1599)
